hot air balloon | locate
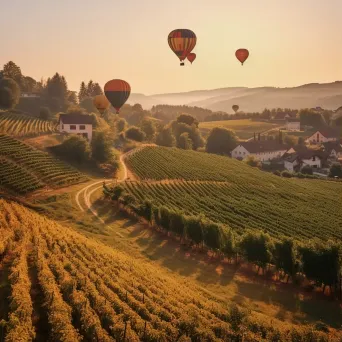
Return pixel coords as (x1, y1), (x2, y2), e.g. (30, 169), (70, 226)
(93, 95), (110, 115)
(235, 49), (249, 65)
(104, 79), (131, 114)
(168, 29), (197, 66)
(187, 53), (196, 64)
(232, 105), (239, 113)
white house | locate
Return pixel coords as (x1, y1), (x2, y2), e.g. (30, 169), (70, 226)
(59, 114), (93, 142)
(286, 119), (300, 132)
(283, 147), (323, 171)
(305, 129), (340, 144)
(231, 141), (289, 162)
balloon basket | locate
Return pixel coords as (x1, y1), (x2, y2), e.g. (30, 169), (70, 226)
(180, 62), (185, 66)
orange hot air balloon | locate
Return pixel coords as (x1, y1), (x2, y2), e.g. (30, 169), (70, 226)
(104, 79), (131, 114)
(93, 95), (110, 115)
(187, 53), (196, 64)
(235, 49), (249, 65)
(168, 29), (197, 66)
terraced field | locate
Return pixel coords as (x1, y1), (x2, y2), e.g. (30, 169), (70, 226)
(125, 146), (342, 241)
(0, 112), (57, 136)
(0, 199), (337, 341)
(0, 134), (87, 194)
(200, 119), (282, 140)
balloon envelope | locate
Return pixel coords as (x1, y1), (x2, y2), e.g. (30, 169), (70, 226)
(104, 79), (131, 114)
(168, 29), (197, 66)
(232, 105), (239, 113)
(187, 53), (196, 64)
(235, 49), (249, 65)
(93, 95), (110, 115)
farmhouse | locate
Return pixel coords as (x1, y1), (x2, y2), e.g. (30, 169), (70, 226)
(231, 141), (288, 162)
(305, 128), (340, 144)
(273, 112), (296, 121)
(322, 141), (342, 159)
(59, 114), (93, 142)
(283, 147), (324, 172)
(286, 118), (300, 131)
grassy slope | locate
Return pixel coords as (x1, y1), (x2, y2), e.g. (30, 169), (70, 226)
(4, 198), (334, 341)
(199, 119), (283, 140)
(125, 146), (342, 241)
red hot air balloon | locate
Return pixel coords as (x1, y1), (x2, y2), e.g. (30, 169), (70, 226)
(168, 29), (197, 66)
(187, 53), (196, 64)
(235, 49), (249, 65)
(104, 79), (131, 114)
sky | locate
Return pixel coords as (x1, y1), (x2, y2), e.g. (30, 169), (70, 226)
(1, 0), (342, 94)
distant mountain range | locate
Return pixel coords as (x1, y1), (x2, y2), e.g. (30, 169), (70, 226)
(127, 82), (342, 113)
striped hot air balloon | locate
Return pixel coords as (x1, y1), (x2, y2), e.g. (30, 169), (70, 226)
(104, 79), (131, 114)
(187, 53), (196, 64)
(93, 95), (110, 115)
(235, 49), (249, 66)
(168, 29), (197, 66)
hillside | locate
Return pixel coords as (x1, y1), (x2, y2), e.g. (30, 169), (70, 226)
(199, 119), (283, 140)
(0, 112), (57, 137)
(128, 82), (342, 113)
(0, 134), (87, 194)
(2, 198), (336, 341)
(125, 146), (342, 241)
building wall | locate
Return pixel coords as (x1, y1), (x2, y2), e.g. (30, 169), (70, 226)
(286, 122), (300, 131)
(284, 160), (297, 171)
(231, 145), (287, 162)
(59, 122), (93, 141)
(301, 157), (321, 169)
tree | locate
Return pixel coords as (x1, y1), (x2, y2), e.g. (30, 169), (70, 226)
(156, 127), (176, 147)
(301, 165), (313, 175)
(244, 155), (261, 168)
(203, 221), (223, 251)
(78, 82), (88, 103)
(329, 163), (342, 178)
(91, 130), (114, 163)
(239, 231), (274, 273)
(185, 216), (204, 246)
(140, 119), (156, 140)
(274, 238), (298, 282)
(206, 127), (238, 155)
(0, 78), (20, 109)
(171, 121), (204, 150)
(160, 207), (171, 232)
(59, 135), (91, 164)
(176, 114), (199, 127)
(46, 73), (68, 100)
(178, 132), (193, 150)
(284, 135), (298, 146)
(116, 118), (127, 133)
(67, 91), (78, 105)
(80, 97), (97, 113)
(299, 109), (326, 128)
(132, 103), (143, 113)
(138, 200), (153, 224)
(221, 227), (236, 259)
(125, 126), (146, 142)
(298, 137), (305, 145)
(2, 61), (22, 85)
(169, 211), (185, 238)
(39, 107), (51, 120)
(110, 185), (125, 201)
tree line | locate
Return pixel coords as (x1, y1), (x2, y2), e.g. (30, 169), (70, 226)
(104, 183), (342, 298)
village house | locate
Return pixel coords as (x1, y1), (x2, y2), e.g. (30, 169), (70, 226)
(283, 147), (324, 172)
(59, 113), (93, 142)
(305, 128), (340, 144)
(322, 141), (342, 160)
(231, 141), (289, 162)
(20, 92), (40, 98)
(286, 118), (300, 131)
(273, 112), (296, 121)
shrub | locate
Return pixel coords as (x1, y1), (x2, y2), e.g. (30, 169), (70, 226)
(125, 126), (146, 142)
(281, 170), (293, 178)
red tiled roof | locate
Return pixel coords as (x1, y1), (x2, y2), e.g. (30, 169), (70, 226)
(239, 141), (289, 153)
(59, 114), (93, 125)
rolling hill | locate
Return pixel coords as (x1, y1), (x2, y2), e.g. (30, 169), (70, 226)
(0, 134), (87, 194)
(125, 146), (342, 241)
(0, 198), (338, 341)
(127, 81), (342, 113)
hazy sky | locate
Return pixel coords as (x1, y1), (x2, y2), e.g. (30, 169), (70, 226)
(1, 0), (342, 94)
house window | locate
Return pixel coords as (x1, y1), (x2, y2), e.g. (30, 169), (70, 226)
(62, 124), (64, 129)
(312, 157), (316, 161)
(70, 125), (76, 130)
(80, 125), (86, 130)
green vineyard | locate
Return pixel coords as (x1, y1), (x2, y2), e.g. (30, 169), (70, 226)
(0, 134), (87, 194)
(0, 112), (57, 137)
(125, 146), (342, 241)
(0, 199), (337, 341)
